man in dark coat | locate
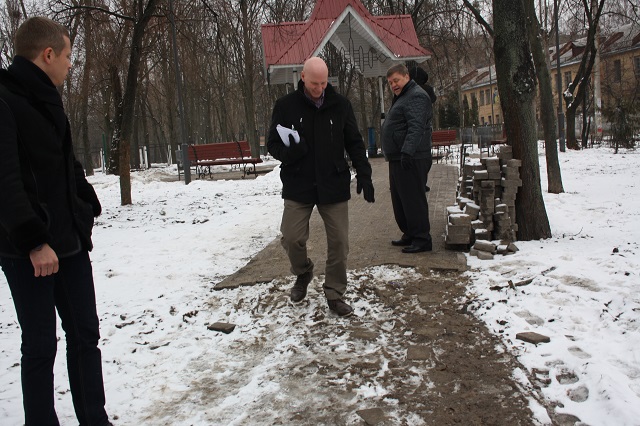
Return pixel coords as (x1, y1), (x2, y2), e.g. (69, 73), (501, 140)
(409, 66), (437, 105)
(381, 64), (433, 253)
(0, 17), (111, 426)
(267, 57), (374, 317)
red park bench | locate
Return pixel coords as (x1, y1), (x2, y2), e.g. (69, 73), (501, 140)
(431, 129), (458, 163)
(180, 140), (262, 179)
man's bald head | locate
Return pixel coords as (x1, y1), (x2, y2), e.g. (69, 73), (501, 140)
(301, 57), (328, 101)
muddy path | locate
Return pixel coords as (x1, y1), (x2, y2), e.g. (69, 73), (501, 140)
(142, 265), (543, 425)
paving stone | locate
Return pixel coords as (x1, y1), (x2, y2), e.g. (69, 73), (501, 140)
(449, 213), (472, 225)
(356, 408), (386, 425)
(447, 224), (472, 236)
(464, 202), (480, 219)
(350, 329), (379, 341)
(407, 345), (433, 360)
(446, 234), (471, 245)
(473, 240), (496, 252)
(207, 322), (236, 334)
(516, 331), (550, 344)
(476, 250), (494, 260)
(474, 170), (489, 180)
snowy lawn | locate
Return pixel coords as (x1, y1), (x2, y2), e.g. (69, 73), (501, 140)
(0, 147), (638, 425)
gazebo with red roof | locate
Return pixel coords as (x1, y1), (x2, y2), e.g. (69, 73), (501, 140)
(261, 0), (432, 85)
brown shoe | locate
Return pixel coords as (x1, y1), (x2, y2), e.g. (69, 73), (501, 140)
(327, 299), (354, 317)
(290, 269), (313, 303)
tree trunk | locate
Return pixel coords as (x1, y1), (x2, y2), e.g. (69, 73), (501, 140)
(562, 0), (606, 150)
(493, 0), (551, 240)
(79, 6), (94, 176)
(161, 54), (178, 161)
(108, 65), (123, 175)
(240, 0), (259, 155)
(565, 107), (578, 149)
(117, 0), (158, 205)
(523, 0), (563, 194)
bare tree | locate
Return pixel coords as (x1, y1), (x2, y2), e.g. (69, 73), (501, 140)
(492, 0), (551, 240)
(463, 0), (551, 239)
(523, 0), (563, 194)
(562, 0), (606, 149)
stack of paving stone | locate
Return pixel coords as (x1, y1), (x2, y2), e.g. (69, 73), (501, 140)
(446, 145), (522, 256)
(459, 163), (484, 198)
(445, 205), (473, 246)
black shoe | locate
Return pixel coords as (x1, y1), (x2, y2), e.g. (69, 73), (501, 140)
(391, 238), (412, 246)
(327, 299), (354, 317)
(402, 244), (432, 253)
(290, 269), (313, 303)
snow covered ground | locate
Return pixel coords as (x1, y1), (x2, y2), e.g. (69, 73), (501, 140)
(464, 146), (640, 425)
(0, 147), (638, 425)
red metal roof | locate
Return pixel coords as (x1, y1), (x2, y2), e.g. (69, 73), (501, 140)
(262, 0), (431, 79)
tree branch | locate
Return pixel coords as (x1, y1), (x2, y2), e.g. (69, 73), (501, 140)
(462, 0), (493, 37)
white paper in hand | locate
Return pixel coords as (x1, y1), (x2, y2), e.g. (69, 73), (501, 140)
(276, 124), (300, 147)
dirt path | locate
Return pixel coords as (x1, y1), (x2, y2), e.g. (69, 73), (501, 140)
(206, 159), (545, 424)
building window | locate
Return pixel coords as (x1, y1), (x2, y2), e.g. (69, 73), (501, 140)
(613, 59), (622, 82)
(564, 71), (572, 89)
(635, 56), (640, 79)
(485, 89), (491, 104)
(480, 90), (485, 106)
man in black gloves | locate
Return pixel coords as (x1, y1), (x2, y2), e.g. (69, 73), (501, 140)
(0, 17), (111, 425)
(381, 64), (433, 253)
(267, 57), (374, 317)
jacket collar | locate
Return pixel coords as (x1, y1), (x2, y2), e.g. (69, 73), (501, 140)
(297, 80), (336, 108)
(392, 79), (417, 105)
(7, 56), (64, 109)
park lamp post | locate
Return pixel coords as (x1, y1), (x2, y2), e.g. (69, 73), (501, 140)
(554, 0), (566, 152)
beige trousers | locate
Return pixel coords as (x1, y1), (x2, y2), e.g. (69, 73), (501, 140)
(280, 199), (349, 300)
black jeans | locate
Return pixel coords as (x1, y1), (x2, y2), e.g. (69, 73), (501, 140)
(389, 158), (432, 246)
(1, 251), (109, 426)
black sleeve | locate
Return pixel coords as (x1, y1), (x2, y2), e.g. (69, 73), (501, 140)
(0, 98), (50, 253)
(73, 158), (102, 217)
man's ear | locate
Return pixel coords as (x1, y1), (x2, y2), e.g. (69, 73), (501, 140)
(42, 47), (54, 64)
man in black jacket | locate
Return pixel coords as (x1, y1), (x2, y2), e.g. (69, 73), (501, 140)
(267, 57), (374, 317)
(381, 64), (433, 253)
(0, 17), (110, 425)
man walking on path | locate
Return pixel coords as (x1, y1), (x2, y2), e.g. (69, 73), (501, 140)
(0, 17), (111, 425)
(267, 57), (375, 317)
(381, 64), (433, 253)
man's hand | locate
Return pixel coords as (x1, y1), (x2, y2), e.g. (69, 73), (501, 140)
(356, 177), (375, 203)
(29, 243), (59, 277)
(281, 134), (308, 164)
(400, 153), (413, 170)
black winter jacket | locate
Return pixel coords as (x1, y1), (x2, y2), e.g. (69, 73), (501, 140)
(381, 80), (432, 161)
(0, 56), (101, 258)
(267, 81), (372, 204)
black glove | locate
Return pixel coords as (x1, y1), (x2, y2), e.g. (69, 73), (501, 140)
(400, 152), (413, 170)
(356, 176), (375, 203)
(281, 134), (308, 164)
